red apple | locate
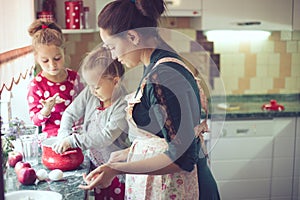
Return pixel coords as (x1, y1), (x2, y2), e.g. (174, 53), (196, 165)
(15, 161), (31, 174)
(17, 167), (37, 185)
(8, 151), (23, 167)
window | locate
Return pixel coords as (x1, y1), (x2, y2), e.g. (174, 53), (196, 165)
(0, 1), (35, 53)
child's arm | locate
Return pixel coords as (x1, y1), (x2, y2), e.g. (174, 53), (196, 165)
(58, 86), (90, 138)
(79, 153), (181, 190)
(107, 148), (130, 163)
(27, 83), (52, 126)
(71, 98), (128, 150)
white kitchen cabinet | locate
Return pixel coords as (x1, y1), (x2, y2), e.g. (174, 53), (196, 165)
(270, 118), (296, 199)
(292, 117), (300, 200)
(210, 119), (274, 199)
(163, 0), (201, 16)
(201, 0), (293, 30)
(209, 118), (296, 200)
(293, 0), (300, 30)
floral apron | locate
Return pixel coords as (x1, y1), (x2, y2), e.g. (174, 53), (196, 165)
(124, 58), (200, 200)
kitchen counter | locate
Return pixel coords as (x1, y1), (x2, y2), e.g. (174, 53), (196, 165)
(209, 93), (300, 120)
(4, 154), (90, 200)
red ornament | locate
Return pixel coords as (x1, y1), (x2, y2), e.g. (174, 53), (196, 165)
(261, 99), (285, 111)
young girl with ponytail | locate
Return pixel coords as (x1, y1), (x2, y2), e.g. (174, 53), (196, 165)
(27, 19), (84, 137)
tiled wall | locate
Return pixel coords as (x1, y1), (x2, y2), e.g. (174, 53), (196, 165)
(64, 32), (144, 92)
(64, 32), (101, 71)
(63, 24), (199, 92)
(212, 31), (300, 95)
(64, 28), (300, 95)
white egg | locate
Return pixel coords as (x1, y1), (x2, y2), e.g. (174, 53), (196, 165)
(36, 169), (48, 181)
(48, 169), (64, 181)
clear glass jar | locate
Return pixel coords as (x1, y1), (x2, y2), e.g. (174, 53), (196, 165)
(83, 6), (90, 29)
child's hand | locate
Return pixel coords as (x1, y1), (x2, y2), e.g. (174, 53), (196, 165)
(39, 93), (65, 117)
(52, 137), (71, 154)
(108, 148), (130, 163)
(40, 93), (65, 109)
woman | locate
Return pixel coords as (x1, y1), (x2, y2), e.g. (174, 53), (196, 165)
(79, 0), (220, 199)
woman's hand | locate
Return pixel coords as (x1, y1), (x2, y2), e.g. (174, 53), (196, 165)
(52, 137), (71, 154)
(78, 164), (119, 190)
(108, 148), (130, 163)
(40, 93), (65, 117)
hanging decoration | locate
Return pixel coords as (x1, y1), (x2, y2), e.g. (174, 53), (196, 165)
(0, 46), (34, 95)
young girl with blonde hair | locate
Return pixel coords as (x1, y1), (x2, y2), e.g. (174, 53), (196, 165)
(53, 46), (130, 199)
(27, 19), (84, 137)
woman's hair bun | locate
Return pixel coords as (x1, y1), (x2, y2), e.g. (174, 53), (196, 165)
(135, 0), (165, 19)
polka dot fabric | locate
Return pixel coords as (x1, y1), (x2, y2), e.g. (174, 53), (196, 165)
(94, 174), (125, 200)
(65, 1), (81, 29)
(27, 68), (84, 137)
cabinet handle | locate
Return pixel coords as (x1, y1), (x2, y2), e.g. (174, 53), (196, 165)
(221, 129), (227, 137)
(236, 129), (249, 134)
(237, 21), (261, 26)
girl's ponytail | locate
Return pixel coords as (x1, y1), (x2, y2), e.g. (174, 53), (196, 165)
(28, 19), (64, 49)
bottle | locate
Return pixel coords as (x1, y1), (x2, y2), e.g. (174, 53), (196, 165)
(78, 1), (84, 29)
(83, 7), (90, 29)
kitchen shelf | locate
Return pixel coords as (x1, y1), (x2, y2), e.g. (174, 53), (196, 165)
(62, 28), (96, 34)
